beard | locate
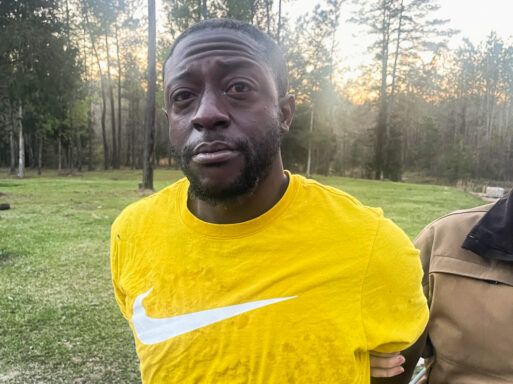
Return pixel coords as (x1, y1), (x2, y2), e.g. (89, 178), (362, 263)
(171, 122), (282, 206)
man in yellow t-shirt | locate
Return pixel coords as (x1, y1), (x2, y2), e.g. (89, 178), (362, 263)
(111, 19), (428, 384)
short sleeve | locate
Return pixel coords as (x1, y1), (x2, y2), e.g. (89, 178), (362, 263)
(361, 217), (428, 353)
(110, 221), (129, 320)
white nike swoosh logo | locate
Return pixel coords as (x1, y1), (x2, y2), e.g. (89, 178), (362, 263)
(131, 288), (297, 345)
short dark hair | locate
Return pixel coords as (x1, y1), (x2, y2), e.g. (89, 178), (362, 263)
(163, 19), (288, 96)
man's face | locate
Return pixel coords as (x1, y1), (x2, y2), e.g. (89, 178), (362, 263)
(164, 29), (288, 205)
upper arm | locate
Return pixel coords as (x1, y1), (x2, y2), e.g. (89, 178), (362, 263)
(362, 218), (429, 353)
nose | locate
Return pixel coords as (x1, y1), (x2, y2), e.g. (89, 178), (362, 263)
(191, 90), (230, 131)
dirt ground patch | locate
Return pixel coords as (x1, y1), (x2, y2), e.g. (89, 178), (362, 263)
(0, 249), (16, 263)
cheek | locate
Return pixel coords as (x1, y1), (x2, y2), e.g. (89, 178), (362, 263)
(168, 114), (190, 147)
(231, 102), (279, 132)
(168, 125), (179, 147)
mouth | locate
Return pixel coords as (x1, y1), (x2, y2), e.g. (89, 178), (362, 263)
(191, 141), (241, 165)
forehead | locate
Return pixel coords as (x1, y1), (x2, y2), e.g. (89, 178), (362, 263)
(164, 29), (271, 83)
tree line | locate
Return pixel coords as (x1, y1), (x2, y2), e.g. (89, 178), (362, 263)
(1, 0), (512, 185)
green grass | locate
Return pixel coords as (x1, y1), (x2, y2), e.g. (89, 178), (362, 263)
(0, 169), (483, 383)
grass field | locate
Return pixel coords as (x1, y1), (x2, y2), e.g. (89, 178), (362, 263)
(0, 169), (483, 383)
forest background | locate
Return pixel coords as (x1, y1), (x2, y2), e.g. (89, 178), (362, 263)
(2, 0), (513, 186)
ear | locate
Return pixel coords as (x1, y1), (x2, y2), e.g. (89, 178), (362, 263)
(278, 94), (295, 134)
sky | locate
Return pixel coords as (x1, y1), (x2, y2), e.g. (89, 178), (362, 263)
(282, 0), (513, 77)
(152, 0), (513, 85)
(439, 0), (513, 46)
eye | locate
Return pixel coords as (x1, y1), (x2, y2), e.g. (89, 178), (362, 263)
(226, 82), (253, 95)
(172, 90), (194, 102)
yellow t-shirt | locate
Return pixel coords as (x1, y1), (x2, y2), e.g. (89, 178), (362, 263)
(111, 173), (428, 384)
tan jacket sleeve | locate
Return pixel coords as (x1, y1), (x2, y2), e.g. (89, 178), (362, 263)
(413, 225), (435, 303)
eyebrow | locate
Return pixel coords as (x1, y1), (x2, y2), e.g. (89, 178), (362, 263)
(168, 70), (194, 84)
(165, 70), (193, 98)
(165, 58), (262, 94)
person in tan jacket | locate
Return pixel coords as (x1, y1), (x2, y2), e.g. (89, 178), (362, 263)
(371, 190), (513, 383)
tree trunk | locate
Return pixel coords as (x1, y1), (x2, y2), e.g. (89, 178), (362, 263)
(265, 0), (271, 34)
(100, 76), (108, 169)
(126, 97), (132, 166)
(81, 24), (92, 172)
(17, 104), (25, 179)
(9, 122), (16, 175)
(77, 128), (82, 171)
(37, 134), (43, 175)
(127, 96), (135, 168)
(153, 121), (158, 166)
(126, 121), (131, 166)
(131, 122), (136, 169)
(105, 32), (118, 169)
(143, 0), (156, 190)
(115, 24), (122, 166)
(26, 133), (34, 169)
(374, 2), (390, 180)
(66, 0), (74, 174)
(306, 105), (314, 178)
(58, 134), (62, 173)
(69, 114), (74, 172)
(202, 0), (207, 19)
(131, 97), (138, 169)
(277, 0), (282, 44)
(65, 142), (70, 169)
(250, 0), (256, 23)
(88, 102), (94, 171)
(86, 18), (109, 170)
(387, 0), (403, 136)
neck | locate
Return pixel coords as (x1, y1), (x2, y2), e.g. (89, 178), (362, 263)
(187, 157), (289, 224)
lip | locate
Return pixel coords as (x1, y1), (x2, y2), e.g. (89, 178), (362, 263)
(193, 141), (236, 155)
(191, 141), (240, 164)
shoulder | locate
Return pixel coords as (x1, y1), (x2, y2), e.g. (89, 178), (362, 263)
(414, 203), (492, 250)
(422, 203), (492, 233)
(291, 174), (384, 221)
(414, 202), (495, 287)
(111, 178), (187, 239)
